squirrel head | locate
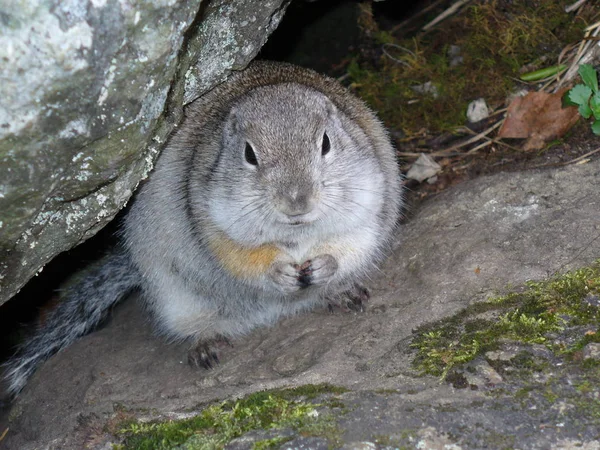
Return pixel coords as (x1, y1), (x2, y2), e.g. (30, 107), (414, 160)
(206, 83), (386, 246)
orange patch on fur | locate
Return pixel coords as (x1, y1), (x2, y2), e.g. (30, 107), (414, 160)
(208, 233), (280, 279)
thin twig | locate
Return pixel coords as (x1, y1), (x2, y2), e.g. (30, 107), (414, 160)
(541, 43), (580, 92)
(585, 20), (600, 33)
(465, 139), (493, 154)
(397, 151), (434, 158)
(485, 137), (522, 153)
(565, 0), (587, 13)
(488, 107), (508, 117)
(0, 428), (8, 443)
(382, 43), (414, 67)
(439, 120), (503, 153)
(398, 149), (463, 158)
(422, 0), (472, 31)
(398, 119), (505, 160)
(528, 147), (600, 169)
(559, 23), (600, 88)
(462, 127), (523, 152)
(562, 146), (600, 165)
(390, 0), (447, 34)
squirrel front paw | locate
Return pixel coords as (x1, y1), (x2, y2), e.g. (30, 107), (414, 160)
(299, 254), (338, 286)
(268, 261), (305, 293)
(268, 254), (338, 293)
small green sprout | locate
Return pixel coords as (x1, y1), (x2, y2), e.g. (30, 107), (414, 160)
(520, 64), (567, 82)
(565, 64), (600, 134)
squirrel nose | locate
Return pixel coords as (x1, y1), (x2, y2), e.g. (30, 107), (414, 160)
(279, 188), (315, 217)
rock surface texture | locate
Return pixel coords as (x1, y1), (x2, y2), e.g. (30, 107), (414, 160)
(2, 158), (599, 449)
(0, 0), (289, 305)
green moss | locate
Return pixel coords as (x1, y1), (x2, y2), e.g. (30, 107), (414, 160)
(372, 434), (405, 447)
(582, 358), (600, 370)
(509, 351), (548, 372)
(478, 430), (516, 449)
(435, 404), (459, 413)
(253, 436), (293, 449)
(114, 384), (345, 450)
(543, 390), (559, 403)
(575, 380), (593, 394)
(349, 0), (586, 137)
(274, 383), (348, 400)
(323, 398), (347, 410)
(411, 260), (600, 377)
(572, 395), (600, 420)
(514, 386), (534, 401)
(372, 431), (416, 449)
(491, 364), (600, 427)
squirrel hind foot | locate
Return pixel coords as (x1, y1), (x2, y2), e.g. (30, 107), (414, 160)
(327, 283), (370, 313)
(187, 337), (233, 370)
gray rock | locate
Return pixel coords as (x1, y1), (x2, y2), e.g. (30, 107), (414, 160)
(485, 349), (519, 362)
(413, 427), (463, 450)
(339, 443), (378, 450)
(411, 81), (439, 98)
(466, 98), (490, 123)
(282, 437), (330, 450)
(406, 153), (442, 183)
(0, 0), (289, 305)
(582, 343), (600, 360)
(462, 358), (504, 387)
(584, 294), (600, 308)
(2, 158), (600, 448)
(225, 429), (295, 449)
(448, 45), (463, 67)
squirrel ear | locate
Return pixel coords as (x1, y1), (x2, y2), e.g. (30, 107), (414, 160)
(325, 102), (344, 133)
(324, 100), (338, 119)
(224, 108), (240, 134)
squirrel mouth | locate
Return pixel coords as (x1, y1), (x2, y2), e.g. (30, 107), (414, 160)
(278, 213), (317, 226)
(283, 219), (314, 226)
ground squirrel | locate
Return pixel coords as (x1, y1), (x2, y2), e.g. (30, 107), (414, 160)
(5, 61), (402, 396)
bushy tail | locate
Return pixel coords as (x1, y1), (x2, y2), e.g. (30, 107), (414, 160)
(4, 249), (140, 397)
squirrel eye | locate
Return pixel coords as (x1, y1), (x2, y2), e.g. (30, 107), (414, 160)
(321, 132), (331, 156)
(245, 142), (258, 166)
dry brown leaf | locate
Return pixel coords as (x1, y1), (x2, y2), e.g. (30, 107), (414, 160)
(497, 89), (580, 151)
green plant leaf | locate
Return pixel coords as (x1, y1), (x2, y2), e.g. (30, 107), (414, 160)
(567, 84), (593, 118)
(591, 93), (600, 119)
(520, 64), (567, 81)
(579, 64), (599, 93)
(563, 93), (578, 107)
(591, 119), (600, 135)
(579, 103), (593, 119)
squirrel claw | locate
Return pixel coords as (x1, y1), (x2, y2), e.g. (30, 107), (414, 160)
(269, 261), (306, 293)
(327, 283), (370, 313)
(304, 254), (337, 286)
(270, 255), (337, 293)
(187, 341), (220, 369)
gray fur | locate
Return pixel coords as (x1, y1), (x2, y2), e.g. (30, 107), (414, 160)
(4, 250), (138, 396)
(5, 61), (402, 396)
